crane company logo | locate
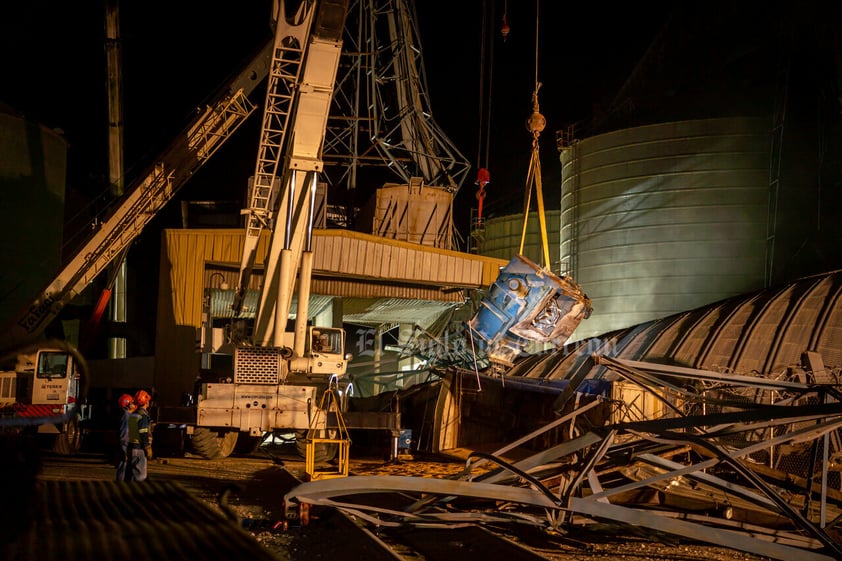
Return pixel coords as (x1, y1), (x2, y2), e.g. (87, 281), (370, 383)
(18, 295), (57, 332)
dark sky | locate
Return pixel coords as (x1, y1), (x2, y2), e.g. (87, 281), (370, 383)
(417, 1), (670, 221)
(0, 1), (670, 238)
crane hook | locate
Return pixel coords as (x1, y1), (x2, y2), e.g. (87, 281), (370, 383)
(475, 168), (490, 220)
(526, 82), (546, 140)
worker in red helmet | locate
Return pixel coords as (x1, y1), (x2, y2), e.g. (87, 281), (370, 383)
(115, 394), (136, 482)
(128, 389), (153, 481)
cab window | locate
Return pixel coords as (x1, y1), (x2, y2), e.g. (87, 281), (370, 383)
(37, 352), (69, 378)
(311, 329), (342, 354)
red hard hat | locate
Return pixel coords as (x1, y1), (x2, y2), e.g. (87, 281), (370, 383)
(118, 394), (134, 409)
(135, 390), (151, 407)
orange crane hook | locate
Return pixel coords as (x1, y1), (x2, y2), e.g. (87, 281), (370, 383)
(476, 168), (490, 220)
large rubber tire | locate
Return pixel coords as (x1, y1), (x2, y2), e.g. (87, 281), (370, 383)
(190, 428), (238, 459)
(233, 433), (265, 456)
(294, 429), (338, 463)
(52, 414), (82, 456)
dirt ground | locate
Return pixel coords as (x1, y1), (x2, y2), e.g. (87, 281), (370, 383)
(33, 443), (781, 561)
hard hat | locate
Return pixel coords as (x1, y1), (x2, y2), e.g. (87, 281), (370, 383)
(118, 394), (134, 409)
(135, 390), (151, 407)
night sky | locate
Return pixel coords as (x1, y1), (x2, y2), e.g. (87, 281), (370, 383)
(0, 0), (669, 239)
(417, 1), (670, 223)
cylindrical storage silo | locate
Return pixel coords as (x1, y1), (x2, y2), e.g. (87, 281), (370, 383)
(560, 117), (769, 340)
(479, 210), (561, 271)
(0, 106), (68, 327)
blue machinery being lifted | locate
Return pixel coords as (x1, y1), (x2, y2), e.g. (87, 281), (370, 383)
(467, 254), (591, 370)
(437, 50), (593, 373)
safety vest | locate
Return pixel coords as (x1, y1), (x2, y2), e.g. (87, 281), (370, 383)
(128, 413), (141, 445)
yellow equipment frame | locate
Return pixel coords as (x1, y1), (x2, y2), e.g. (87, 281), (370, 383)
(304, 385), (351, 480)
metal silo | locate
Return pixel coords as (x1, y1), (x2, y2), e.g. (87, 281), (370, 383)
(560, 117), (770, 340)
(0, 106), (68, 328)
(479, 210), (561, 269)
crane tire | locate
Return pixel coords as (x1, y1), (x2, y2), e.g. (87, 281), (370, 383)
(190, 428), (238, 459)
(52, 414), (82, 456)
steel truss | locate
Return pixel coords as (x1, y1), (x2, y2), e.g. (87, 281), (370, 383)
(285, 355), (842, 561)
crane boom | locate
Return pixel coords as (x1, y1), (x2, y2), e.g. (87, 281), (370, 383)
(232, 0), (316, 319)
(185, 0), (354, 464)
(1, 38), (275, 350)
(233, 0), (347, 351)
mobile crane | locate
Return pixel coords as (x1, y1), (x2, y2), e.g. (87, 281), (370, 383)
(187, 0), (552, 462)
(177, 0), (353, 460)
(0, 341), (87, 454)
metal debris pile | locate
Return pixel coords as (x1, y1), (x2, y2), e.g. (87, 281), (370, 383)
(284, 353), (842, 561)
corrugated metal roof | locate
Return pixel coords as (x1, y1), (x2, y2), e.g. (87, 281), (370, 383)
(313, 229), (506, 288)
(206, 288), (459, 333)
(207, 289), (334, 320)
(342, 297), (460, 331)
(503, 269), (842, 383)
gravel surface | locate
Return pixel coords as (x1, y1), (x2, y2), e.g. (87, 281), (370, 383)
(35, 445), (779, 561)
(151, 447), (776, 561)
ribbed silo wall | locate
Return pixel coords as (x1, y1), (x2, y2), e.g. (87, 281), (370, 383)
(480, 210), (561, 271)
(0, 109), (67, 328)
(560, 117), (770, 341)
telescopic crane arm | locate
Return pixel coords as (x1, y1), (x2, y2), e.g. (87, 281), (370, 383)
(233, 0), (347, 354)
(0, 37), (276, 351)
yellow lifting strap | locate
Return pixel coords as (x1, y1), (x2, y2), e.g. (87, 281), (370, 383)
(519, 83), (551, 268)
